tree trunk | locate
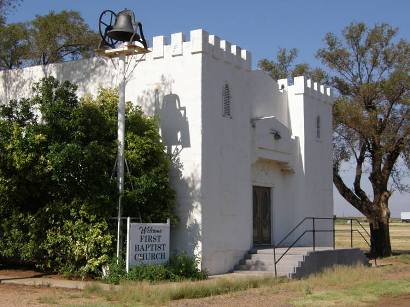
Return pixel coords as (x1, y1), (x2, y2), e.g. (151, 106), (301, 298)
(368, 193), (392, 257)
(369, 218), (392, 257)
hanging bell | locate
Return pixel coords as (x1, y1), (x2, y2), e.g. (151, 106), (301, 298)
(107, 9), (140, 42)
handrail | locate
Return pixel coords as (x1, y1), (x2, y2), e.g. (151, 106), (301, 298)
(272, 217), (375, 277)
(275, 217), (309, 248)
(356, 229), (370, 247)
(275, 230), (310, 264)
(353, 219), (371, 237)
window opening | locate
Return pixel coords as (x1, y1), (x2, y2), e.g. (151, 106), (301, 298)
(222, 83), (232, 118)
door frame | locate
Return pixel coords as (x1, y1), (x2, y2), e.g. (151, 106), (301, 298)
(252, 185), (274, 246)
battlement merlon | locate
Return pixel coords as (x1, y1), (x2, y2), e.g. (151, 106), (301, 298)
(278, 76), (334, 105)
(149, 29), (251, 70)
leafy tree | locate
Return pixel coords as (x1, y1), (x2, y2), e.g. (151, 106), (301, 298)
(258, 48), (299, 80)
(317, 22), (410, 257)
(0, 22), (29, 69)
(29, 10), (99, 65)
(258, 47), (328, 83)
(0, 77), (176, 274)
(0, 10), (99, 69)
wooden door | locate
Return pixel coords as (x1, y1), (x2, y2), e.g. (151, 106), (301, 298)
(253, 186), (271, 245)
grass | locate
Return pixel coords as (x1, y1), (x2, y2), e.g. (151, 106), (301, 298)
(76, 257), (410, 306)
(38, 295), (59, 305)
(18, 253), (410, 306)
(10, 221), (410, 306)
(84, 276), (285, 305)
(292, 277), (410, 306)
(335, 221), (410, 251)
(61, 222), (410, 306)
(287, 254), (410, 306)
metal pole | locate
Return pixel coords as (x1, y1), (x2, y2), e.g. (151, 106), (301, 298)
(273, 246), (277, 278)
(350, 218), (353, 248)
(333, 216), (336, 250)
(126, 217), (130, 273)
(312, 218), (316, 251)
(116, 53), (127, 261)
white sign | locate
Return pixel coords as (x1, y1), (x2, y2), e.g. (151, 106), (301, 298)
(126, 218), (170, 272)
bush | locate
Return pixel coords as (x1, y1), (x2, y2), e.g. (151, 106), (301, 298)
(127, 264), (170, 282)
(167, 253), (208, 280)
(0, 77), (177, 277)
(103, 257), (127, 285)
(40, 203), (113, 278)
(104, 254), (207, 284)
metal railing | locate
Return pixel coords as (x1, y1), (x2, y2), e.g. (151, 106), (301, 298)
(272, 217), (376, 277)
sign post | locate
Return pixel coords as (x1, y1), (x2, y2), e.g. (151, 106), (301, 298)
(126, 219), (170, 272)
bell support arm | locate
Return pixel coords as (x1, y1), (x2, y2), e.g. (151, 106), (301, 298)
(137, 22), (148, 49)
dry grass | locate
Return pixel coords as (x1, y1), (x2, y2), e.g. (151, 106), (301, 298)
(83, 275), (285, 306)
(335, 221), (410, 251)
(2, 255), (410, 306)
(288, 254), (410, 306)
(2, 222), (409, 306)
(76, 255), (410, 306)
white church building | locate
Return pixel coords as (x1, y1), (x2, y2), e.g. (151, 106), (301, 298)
(0, 29), (336, 275)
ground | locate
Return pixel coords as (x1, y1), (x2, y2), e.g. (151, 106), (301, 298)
(0, 221), (409, 306)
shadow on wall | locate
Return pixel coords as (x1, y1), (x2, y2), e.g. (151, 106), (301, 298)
(55, 57), (114, 95)
(139, 75), (191, 157)
(159, 92), (190, 156)
(2, 68), (35, 103)
(138, 75), (198, 256)
(170, 159), (201, 257)
(1, 57), (114, 103)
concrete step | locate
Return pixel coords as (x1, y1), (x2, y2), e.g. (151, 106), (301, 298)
(250, 247), (332, 254)
(240, 258), (302, 267)
(234, 263), (296, 273)
(234, 247), (370, 279)
(245, 253), (305, 262)
(232, 270), (290, 277)
(233, 270), (291, 277)
(250, 248), (311, 255)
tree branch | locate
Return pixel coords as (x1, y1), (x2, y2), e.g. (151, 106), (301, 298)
(353, 141), (370, 202)
(333, 166), (368, 215)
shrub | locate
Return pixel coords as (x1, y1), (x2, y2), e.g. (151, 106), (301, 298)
(127, 264), (170, 282)
(103, 257), (127, 285)
(104, 254), (207, 284)
(0, 77), (177, 277)
(40, 203), (113, 278)
(167, 253), (208, 280)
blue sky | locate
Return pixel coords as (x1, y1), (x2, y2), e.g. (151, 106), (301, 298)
(6, 0), (410, 217)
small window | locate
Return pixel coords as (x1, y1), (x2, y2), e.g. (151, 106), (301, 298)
(316, 116), (321, 139)
(222, 82), (232, 118)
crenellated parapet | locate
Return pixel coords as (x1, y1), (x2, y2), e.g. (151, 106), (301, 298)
(278, 76), (334, 104)
(147, 29), (251, 70)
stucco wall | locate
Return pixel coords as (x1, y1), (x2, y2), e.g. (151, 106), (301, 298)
(200, 33), (253, 274)
(284, 76), (334, 246)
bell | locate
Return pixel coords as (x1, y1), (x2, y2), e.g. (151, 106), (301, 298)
(107, 9), (140, 42)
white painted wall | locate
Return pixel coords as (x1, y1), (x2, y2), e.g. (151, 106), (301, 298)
(0, 28), (334, 274)
(200, 33), (253, 274)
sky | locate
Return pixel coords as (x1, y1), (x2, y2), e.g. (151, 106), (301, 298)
(5, 0), (410, 217)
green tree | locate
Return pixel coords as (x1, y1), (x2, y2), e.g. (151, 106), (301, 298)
(0, 22), (29, 69)
(258, 48), (299, 80)
(317, 22), (410, 257)
(29, 10), (99, 65)
(0, 10), (99, 69)
(0, 77), (176, 274)
(258, 47), (328, 83)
